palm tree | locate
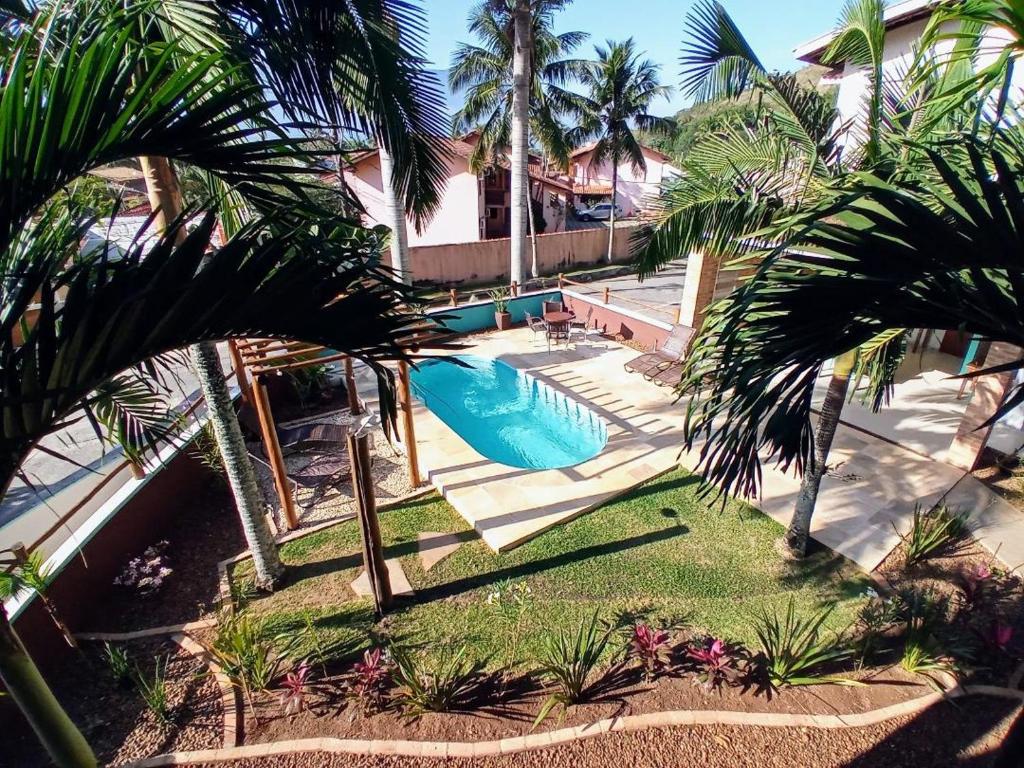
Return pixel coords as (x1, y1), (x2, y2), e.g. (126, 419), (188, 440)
(450, 0), (588, 278)
(634, 0), (893, 557)
(572, 38), (672, 262)
(450, 0), (578, 285)
(0, 0), (448, 764)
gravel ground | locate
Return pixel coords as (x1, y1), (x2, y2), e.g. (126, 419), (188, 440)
(196, 696), (1020, 768)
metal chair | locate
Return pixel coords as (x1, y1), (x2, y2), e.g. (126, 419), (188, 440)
(524, 311), (548, 339)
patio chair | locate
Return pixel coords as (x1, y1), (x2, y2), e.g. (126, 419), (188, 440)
(238, 402), (346, 456)
(542, 299), (564, 315)
(524, 311), (548, 339)
(624, 324), (695, 377)
(249, 449), (351, 511)
(567, 307), (602, 346)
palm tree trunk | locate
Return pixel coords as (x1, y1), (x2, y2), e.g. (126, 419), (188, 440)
(139, 156), (283, 589)
(378, 143), (411, 285)
(509, 1), (532, 288)
(606, 156), (618, 263)
(191, 341), (284, 589)
(783, 350), (857, 558)
(527, 181), (539, 279)
(0, 608), (96, 768)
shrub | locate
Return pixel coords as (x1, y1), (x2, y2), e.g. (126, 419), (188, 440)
(113, 540), (173, 595)
(486, 580), (534, 675)
(103, 642), (133, 687)
(211, 611), (297, 694)
(977, 619), (1014, 654)
(391, 644), (484, 717)
(849, 593), (902, 667)
(628, 622), (672, 681)
(751, 600), (856, 689)
(133, 656), (170, 724)
(896, 588), (957, 679)
(534, 612), (614, 727)
(686, 636), (745, 692)
(344, 647), (392, 713)
(897, 504), (969, 568)
(277, 661), (313, 716)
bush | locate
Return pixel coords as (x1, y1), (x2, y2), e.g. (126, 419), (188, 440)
(103, 642), (133, 687)
(751, 599), (855, 689)
(897, 504), (969, 568)
(211, 611), (297, 693)
(685, 636), (746, 692)
(391, 644), (484, 717)
(277, 662), (313, 716)
(628, 622), (672, 681)
(534, 612), (614, 727)
(896, 589), (957, 678)
(344, 647), (392, 713)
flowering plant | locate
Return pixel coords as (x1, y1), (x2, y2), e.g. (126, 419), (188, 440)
(629, 622), (672, 680)
(686, 636), (743, 692)
(113, 541), (172, 594)
(345, 647), (391, 713)
(278, 662), (313, 716)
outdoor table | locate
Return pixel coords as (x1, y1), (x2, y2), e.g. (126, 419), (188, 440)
(543, 310), (573, 346)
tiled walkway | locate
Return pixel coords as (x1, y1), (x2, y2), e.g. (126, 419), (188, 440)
(411, 328), (1024, 572)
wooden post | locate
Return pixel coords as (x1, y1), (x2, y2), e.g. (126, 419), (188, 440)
(397, 361), (421, 488)
(349, 422), (391, 615)
(558, 273), (564, 289)
(250, 375), (299, 531)
(511, 281), (518, 297)
(228, 340), (251, 404)
(449, 288), (458, 307)
(344, 357), (361, 415)
(603, 286), (610, 304)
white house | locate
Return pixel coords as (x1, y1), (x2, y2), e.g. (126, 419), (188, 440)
(568, 142), (680, 217)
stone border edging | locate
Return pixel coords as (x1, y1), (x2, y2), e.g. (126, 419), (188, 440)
(172, 633), (241, 749)
(122, 683), (1024, 766)
(75, 618), (218, 642)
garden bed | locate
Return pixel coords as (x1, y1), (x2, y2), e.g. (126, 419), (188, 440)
(3, 636), (222, 767)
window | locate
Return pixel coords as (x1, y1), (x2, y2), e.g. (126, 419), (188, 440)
(487, 206), (500, 220)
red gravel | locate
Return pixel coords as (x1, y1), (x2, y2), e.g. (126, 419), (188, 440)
(198, 696), (1020, 768)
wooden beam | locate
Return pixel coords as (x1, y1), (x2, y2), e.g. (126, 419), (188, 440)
(349, 424), (391, 615)
(345, 357), (362, 415)
(250, 376), (299, 531)
(249, 352), (349, 376)
(397, 361), (421, 488)
(228, 340), (251, 404)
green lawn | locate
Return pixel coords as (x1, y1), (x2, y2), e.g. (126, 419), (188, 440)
(237, 469), (870, 669)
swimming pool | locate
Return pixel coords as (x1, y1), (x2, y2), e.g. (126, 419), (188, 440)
(410, 355), (607, 469)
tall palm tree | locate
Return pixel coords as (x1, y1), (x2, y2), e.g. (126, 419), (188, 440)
(0, 0), (449, 764)
(450, 0), (577, 285)
(450, 0), (588, 277)
(635, 0), (895, 557)
(572, 38), (672, 262)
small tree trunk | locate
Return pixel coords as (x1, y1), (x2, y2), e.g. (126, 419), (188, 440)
(191, 342), (284, 589)
(378, 144), (411, 285)
(509, 1), (532, 288)
(606, 157), (618, 263)
(349, 428), (391, 615)
(783, 350), (857, 558)
(0, 608), (96, 768)
(139, 155), (283, 588)
(527, 181), (539, 279)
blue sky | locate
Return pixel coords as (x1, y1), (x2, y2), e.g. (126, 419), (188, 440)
(419, 0), (847, 115)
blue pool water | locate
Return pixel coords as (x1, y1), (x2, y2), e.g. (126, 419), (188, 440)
(410, 355), (607, 469)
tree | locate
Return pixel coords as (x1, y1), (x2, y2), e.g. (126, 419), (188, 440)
(450, 0), (588, 278)
(634, 0), (898, 558)
(0, 0), (448, 764)
(572, 38), (672, 262)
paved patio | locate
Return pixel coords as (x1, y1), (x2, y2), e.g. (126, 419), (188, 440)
(410, 328), (1024, 572)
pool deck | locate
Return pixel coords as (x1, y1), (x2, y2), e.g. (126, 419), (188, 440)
(411, 327), (686, 551)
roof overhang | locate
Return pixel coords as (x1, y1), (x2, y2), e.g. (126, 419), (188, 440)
(794, 0), (941, 64)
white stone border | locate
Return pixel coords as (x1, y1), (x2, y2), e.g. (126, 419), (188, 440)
(122, 683), (1024, 766)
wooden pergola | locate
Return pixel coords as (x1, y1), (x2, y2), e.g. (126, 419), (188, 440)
(227, 339), (421, 614)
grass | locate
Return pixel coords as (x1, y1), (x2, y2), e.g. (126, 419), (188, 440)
(237, 470), (869, 669)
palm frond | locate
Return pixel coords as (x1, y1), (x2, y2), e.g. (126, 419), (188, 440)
(680, 0), (765, 103)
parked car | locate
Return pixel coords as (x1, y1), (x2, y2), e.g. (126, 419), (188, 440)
(576, 202), (624, 222)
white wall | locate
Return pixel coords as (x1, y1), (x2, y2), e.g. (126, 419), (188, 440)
(344, 153), (483, 247)
(572, 148), (680, 216)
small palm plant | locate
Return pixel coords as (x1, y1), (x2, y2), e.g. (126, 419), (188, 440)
(752, 599), (857, 690)
(897, 504), (970, 568)
(534, 612), (615, 727)
(390, 643), (485, 717)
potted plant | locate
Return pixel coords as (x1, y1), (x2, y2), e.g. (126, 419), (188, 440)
(489, 287), (512, 330)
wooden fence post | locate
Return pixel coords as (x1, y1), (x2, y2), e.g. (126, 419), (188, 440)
(397, 361), (421, 488)
(603, 286), (610, 304)
(558, 273), (564, 289)
(449, 288), (458, 307)
(511, 281), (518, 297)
(349, 421), (392, 615)
(251, 375), (299, 531)
(228, 340), (251, 404)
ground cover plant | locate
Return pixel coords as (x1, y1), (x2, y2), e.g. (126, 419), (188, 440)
(235, 469), (869, 674)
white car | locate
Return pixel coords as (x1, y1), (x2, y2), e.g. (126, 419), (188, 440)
(576, 202), (624, 222)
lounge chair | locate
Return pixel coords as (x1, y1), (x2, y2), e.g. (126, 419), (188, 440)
(624, 324), (695, 377)
(238, 402), (346, 456)
(249, 449), (350, 511)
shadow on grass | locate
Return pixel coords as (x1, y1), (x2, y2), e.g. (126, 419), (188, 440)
(407, 525), (688, 606)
